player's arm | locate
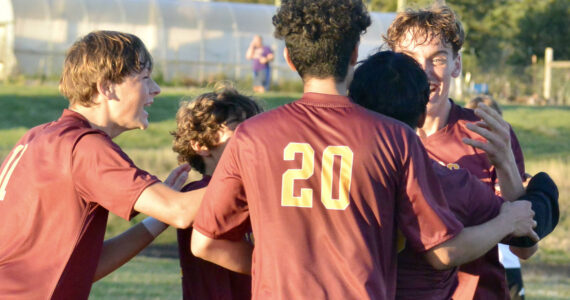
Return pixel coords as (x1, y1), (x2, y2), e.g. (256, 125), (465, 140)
(93, 165), (189, 282)
(191, 229), (253, 274)
(463, 103), (524, 202)
(133, 173), (205, 229)
(93, 217), (164, 282)
(245, 41), (256, 60)
(424, 200), (538, 270)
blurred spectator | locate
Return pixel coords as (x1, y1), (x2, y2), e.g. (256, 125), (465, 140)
(246, 35), (274, 93)
(466, 95), (502, 115)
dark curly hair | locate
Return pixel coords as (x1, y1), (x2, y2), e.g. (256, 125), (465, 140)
(384, 4), (464, 57)
(349, 51), (429, 129)
(171, 85), (262, 174)
(273, 0), (371, 82)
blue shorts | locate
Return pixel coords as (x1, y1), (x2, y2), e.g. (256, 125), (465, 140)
(253, 67), (270, 90)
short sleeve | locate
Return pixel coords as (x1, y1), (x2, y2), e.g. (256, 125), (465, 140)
(264, 46), (273, 56)
(433, 162), (503, 226)
(396, 132), (464, 252)
(193, 133), (250, 241)
(72, 133), (160, 220)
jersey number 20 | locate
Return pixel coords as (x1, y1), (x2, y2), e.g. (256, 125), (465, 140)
(281, 143), (354, 210)
(0, 144), (28, 201)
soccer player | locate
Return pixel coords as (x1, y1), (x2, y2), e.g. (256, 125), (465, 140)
(0, 31), (204, 299)
(384, 5), (531, 299)
(190, 1), (536, 299)
(349, 50), (558, 299)
(171, 85), (262, 300)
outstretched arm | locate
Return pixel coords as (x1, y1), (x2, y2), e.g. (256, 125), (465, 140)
(94, 217), (166, 282)
(94, 165), (191, 281)
(463, 103), (524, 202)
(133, 165), (205, 229)
(191, 229), (253, 274)
(425, 200), (538, 270)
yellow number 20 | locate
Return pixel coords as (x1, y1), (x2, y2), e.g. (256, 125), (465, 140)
(281, 143), (354, 210)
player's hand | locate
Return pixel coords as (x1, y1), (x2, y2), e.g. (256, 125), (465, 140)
(164, 164), (190, 191)
(462, 103), (512, 167)
(499, 200), (539, 242)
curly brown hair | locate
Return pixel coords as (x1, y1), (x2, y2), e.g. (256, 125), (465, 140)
(171, 86), (262, 174)
(272, 0), (371, 82)
(384, 4), (464, 57)
(59, 31), (153, 107)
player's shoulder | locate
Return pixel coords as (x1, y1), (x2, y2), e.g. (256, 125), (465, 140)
(20, 110), (102, 146)
(452, 101), (480, 123)
(236, 104), (285, 130)
(354, 104), (419, 138)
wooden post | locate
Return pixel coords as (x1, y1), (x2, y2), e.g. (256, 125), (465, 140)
(543, 47), (553, 101)
(397, 0), (406, 12)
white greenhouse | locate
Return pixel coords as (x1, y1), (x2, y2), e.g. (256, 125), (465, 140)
(0, 0), (395, 83)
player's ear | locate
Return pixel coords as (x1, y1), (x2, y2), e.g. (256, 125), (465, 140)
(283, 47), (297, 71)
(96, 79), (117, 101)
(451, 53), (462, 78)
(190, 140), (210, 157)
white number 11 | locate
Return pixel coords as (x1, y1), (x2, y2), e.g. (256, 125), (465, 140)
(0, 144), (28, 201)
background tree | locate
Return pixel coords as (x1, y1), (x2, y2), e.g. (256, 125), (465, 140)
(217, 0), (568, 101)
(511, 0), (570, 64)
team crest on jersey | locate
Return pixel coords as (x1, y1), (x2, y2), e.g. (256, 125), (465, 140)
(437, 161), (460, 170)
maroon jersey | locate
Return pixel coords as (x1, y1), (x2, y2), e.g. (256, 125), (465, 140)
(194, 93), (463, 300)
(421, 100), (526, 300)
(177, 175), (251, 300)
(0, 109), (159, 299)
(396, 161), (504, 300)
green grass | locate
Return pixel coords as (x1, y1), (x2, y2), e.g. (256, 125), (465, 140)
(1, 84), (569, 299)
(90, 256), (182, 300)
(502, 105), (570, 160)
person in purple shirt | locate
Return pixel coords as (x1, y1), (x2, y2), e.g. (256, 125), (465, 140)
(246, 35), (274, 93)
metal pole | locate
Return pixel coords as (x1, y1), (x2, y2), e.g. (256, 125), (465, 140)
(543, 47), (553, 101)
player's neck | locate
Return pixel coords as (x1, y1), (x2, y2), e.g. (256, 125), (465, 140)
(69, 103), (124, 139)
(416, 99), (452, 138)
(303, 77), (348, 96)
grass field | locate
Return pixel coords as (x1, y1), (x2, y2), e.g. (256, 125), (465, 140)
(1, 84), (569, 299)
